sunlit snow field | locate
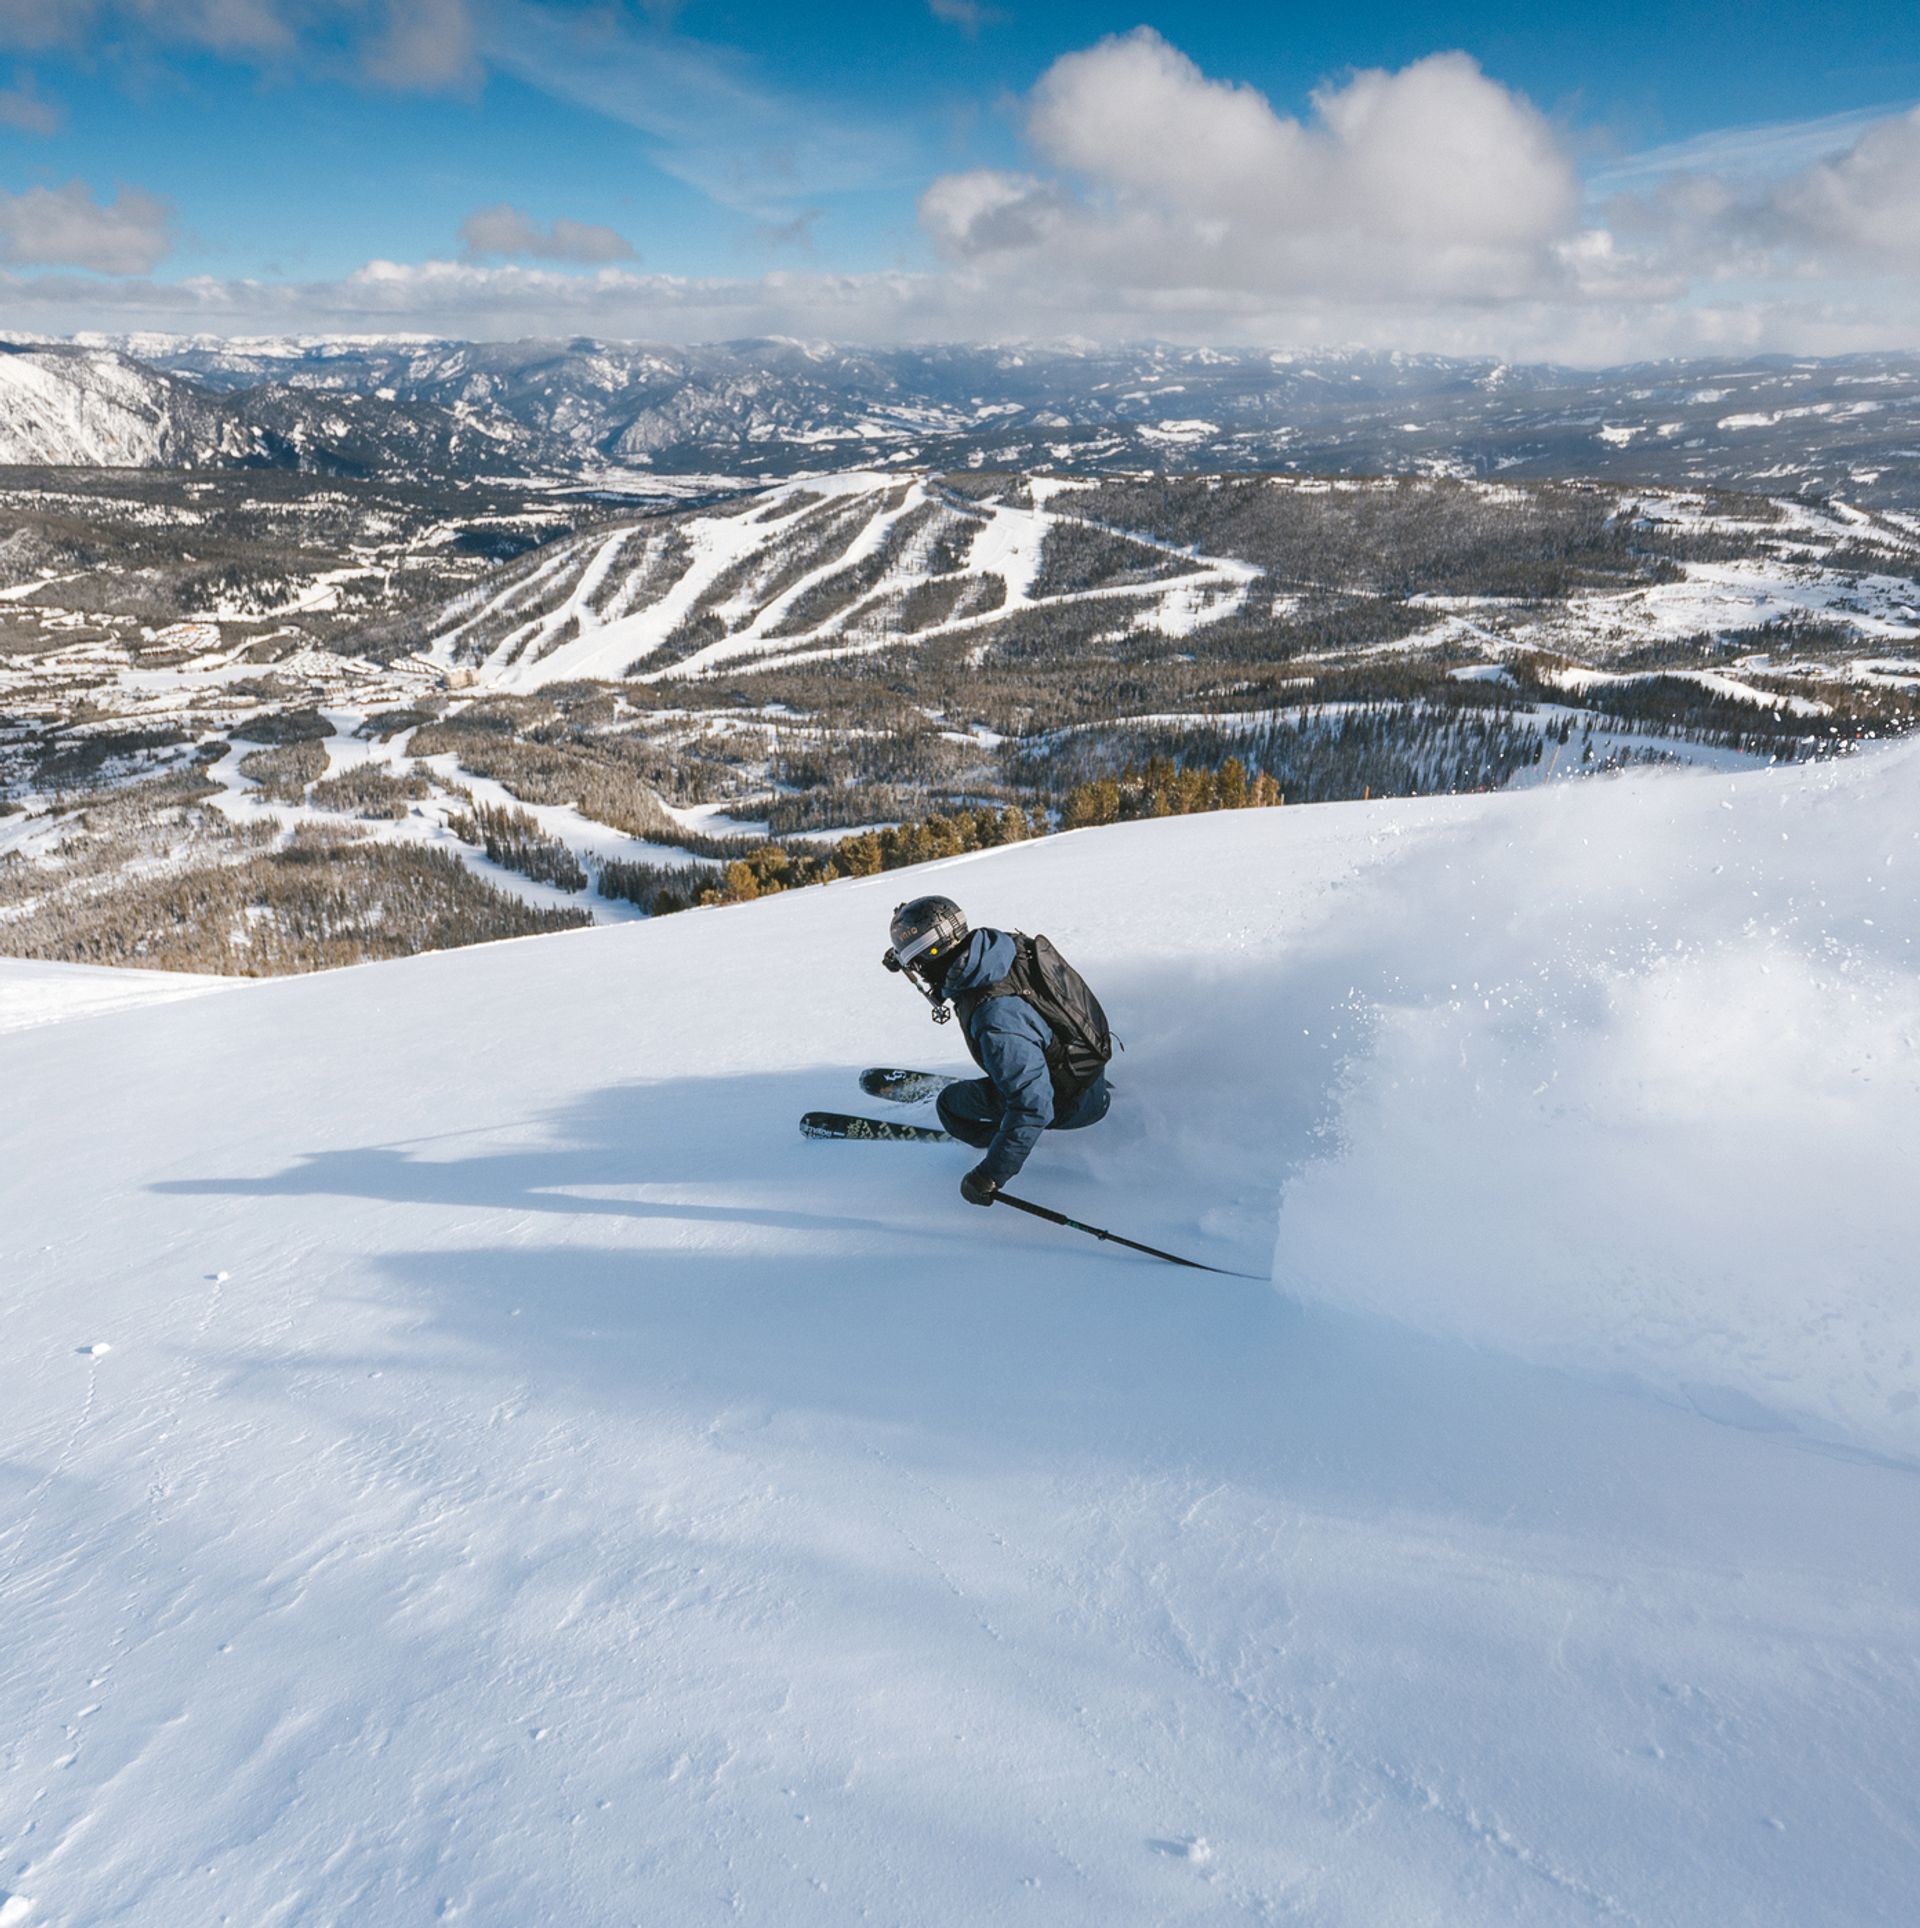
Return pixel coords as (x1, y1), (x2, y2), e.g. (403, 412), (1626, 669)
(3, 747), (1917, 1924)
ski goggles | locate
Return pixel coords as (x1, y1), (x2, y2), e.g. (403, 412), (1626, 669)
(888, 927), (946, 971)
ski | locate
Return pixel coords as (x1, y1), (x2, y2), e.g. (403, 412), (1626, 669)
(801, 1110), (954, 1144)
(859, 1068), (960, 1105)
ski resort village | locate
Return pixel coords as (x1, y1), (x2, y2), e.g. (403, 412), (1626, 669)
(6, 5), (1920, 1923)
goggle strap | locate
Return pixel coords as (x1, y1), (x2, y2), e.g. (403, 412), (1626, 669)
(892, 927), (946, 969)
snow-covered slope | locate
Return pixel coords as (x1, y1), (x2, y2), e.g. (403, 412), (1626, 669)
(0, 346), (203, 467)
(431, 470), (1257, 690)
(422, 467), (1920, 708)
(0, 957), (241, 1034)
(0, 342), (554, 475)
(3, 751), (1917, 1924)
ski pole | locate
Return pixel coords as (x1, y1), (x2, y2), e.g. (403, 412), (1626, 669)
(992, 1189), (1267, 1280)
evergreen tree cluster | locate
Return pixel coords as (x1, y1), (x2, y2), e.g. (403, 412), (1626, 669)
(1020, 704), (1546, 805)
(412, 722), (758, 857)
(444, 800), (588, 891)
(309, 764), (431, 819)
(31, 725), (192, 790)
(1059, 756), (1279, 826)
(629, 804), (1047, 915)
(2, 803), (587, 975)
(236, 738), (329, 802)
(1060, 474), (1676, 599)
(598, 775), (1287, 922)
(1239, 704), (1544, 799)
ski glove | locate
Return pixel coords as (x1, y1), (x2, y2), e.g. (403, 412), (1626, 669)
(960, 1164), (1000, 1208)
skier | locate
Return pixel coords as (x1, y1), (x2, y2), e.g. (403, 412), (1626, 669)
(883, 895), (1113, 1207)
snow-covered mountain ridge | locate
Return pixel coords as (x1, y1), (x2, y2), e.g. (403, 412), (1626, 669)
(3, 748), (1915, 1922)
(0, 344), (226, 467)
(8, 334), (1920, 506)
(0, 341), (548, 476)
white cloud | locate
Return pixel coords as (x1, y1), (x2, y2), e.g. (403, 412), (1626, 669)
(1, 22), (1916, 360)
(1587, 102), (1908, 197)
(1773, 104), (1920, 270)
(1, 1), (906, 216)
(460, 202), (635, 263)
(923, 34), (1582, 307)
(365, 0), (479, 91)
(912, 32), (1920, 358)
(3, 240), (1917, 366)
(0, 67), (58, 132)
(1582, 99), (1920, 324)
(4, 257), (968, 351)
(927, 0), (996, 33)
(918, 169), (1064, 256)
(0, 0), (478, 90)
(0, 0), (99, 50)
(0, 181), (172, 273)
(0, 0), (296, 58)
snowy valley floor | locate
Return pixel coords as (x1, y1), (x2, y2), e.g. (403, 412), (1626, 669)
(3, 758), (1918, 1925)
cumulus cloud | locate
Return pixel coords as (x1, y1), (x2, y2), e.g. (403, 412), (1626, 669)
(908, 31), (1920, 358)
(0, 181), (172, 273)
(2, 22), (1917, 360)
(1588, 104), (1905, 198)
(1585, 98), (1920, 317)
(1772, 104), (1920, 270)
(459, 203), (636, 264)
(923, 33), (1583, 309)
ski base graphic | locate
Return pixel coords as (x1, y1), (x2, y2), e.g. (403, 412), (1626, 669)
(802, 1110), (954, 1144)
(859, 1068), (961, 1105)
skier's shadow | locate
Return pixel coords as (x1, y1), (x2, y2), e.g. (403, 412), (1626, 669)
(150, 1070), (907, 1241)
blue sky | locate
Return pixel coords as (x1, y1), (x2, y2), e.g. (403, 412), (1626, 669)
(1, 1), (1916, 356)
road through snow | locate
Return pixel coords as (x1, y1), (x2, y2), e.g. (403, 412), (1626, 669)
(3, 764), (1917, 1925)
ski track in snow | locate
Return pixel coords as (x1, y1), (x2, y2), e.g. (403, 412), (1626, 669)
(430, 472), (1264, 692)
(475, 473), (895, 690)
(396, 471), (1920, 723)
(3, 758), (1919, 1924)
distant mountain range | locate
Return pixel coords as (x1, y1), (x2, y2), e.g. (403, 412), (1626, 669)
(3, 335), (1918, 507)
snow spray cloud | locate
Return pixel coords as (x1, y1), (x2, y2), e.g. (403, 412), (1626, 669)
(1274, 742), (1920, 1462)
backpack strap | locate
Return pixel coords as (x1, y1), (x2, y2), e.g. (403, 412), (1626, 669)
(955, 935), (1076, 1101)
(951, 942), (1026, 1034)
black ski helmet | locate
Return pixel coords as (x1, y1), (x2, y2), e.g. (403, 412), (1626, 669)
(888, 895), (969, 975)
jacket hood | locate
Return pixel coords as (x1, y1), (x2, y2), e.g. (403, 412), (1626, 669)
(941, 926), (1016, 996)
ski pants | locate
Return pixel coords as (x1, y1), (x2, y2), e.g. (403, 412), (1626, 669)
(936, 1073), (1111, 1155)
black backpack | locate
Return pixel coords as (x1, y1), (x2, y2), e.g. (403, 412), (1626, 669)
(958, 932), (1114, 1104)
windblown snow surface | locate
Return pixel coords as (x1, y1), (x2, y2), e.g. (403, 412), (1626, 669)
(4, 747), (1919, 1925)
